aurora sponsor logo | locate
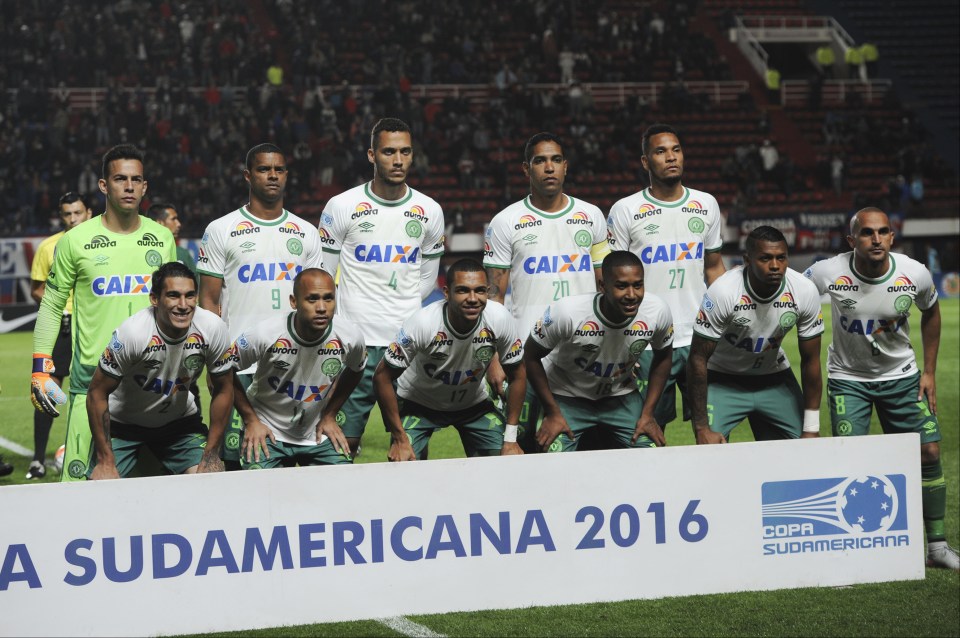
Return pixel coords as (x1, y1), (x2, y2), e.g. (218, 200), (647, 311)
(92, 274), (152, 296)
(887, 276), (916, 293)
(682, 199), (708, 215)
(184, 333), (208, 350)
(351, 202), (378, 219)
(514, 214), (542, 230)
(143, 335), (166, 353)
(230, 221), (260, 237)
(565, 211), (593, 226)
(695, 309), (711, 329)
(318, 338), (344, 356)
(574, 320), (604, 337)
(404, 205), (429, 222)
(829, 275), (859, 292)
(503, 338), (523, 363)
(623, 320), (655, 338)
(137, 232), (166, 247)
(633, 203), (661, 220)
(734, 295), (757, 311)
(84, 234), (117, 250)
(268, 338), (299, 355)
(773, 292), (796, 309)
(432, 331), (453, 347)
(278, 221), (305, 238)
(318, 228), (336, 246)
(472, 327), (495, 344)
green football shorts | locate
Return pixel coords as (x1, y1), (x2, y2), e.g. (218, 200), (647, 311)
(706, 370), (803, 441)
(87, 415), (209, 477)
(828, 374), (941, 444)
(240, 437), (352, 470)
(398, 398), (505, 459)
(636, 345), (690, 429)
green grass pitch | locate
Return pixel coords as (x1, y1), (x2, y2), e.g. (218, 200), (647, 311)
(1, 301), (957, 637)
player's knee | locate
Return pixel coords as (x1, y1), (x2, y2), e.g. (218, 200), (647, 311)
(920, 442), (940, 465)
(347, 437), (361, 459)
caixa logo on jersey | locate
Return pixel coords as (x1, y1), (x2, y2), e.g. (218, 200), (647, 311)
(640, 241), (703, 264)
(523, 254), (591, 274)
(92, 274), (152, 296)
(760, 475), (909, 557)
(354, 244), (420, 263)
(238, 262), (301, 282)
(84, 234), (117, 250)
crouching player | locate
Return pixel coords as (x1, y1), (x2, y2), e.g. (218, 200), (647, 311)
(523, 251), (674, 452)
(232, 268), (365, 469)
(374, 259), (526, 460)
(87, 263), (235, 479)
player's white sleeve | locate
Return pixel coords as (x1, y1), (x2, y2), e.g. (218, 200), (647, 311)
(913, 265), (939, 311)
(795, 277), (826, 340)
(419, 256), (441, 300)
(343, 327), (367, 372)
(530, 303), (569, 351)
(492, 303), (524, 366)
(694, 289), (726, 341)
(384, 316), (420, 370)
(483, 215), (513, 268)
(206, 317), (238, 376)
(653, 303), (675, 351)
(319, 209), (342, 278)
(802, 261), (829, 294)
(198, 220), (226, 277)
(234, 328), (265, 372)
(589, 207), (611, 267)
(302, 227), (326, 272)
(704, 196), (724, 252)
(606, 202), (631, 251)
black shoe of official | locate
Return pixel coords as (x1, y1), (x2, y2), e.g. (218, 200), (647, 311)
(0, 456), (13, 477)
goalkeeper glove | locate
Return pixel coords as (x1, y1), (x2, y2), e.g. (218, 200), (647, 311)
(31, 354), (67, 417)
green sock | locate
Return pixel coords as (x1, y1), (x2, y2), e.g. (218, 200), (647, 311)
(921, 460), (946, 543)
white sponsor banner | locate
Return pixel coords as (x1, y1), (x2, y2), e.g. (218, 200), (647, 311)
(0, 435), (922, 637)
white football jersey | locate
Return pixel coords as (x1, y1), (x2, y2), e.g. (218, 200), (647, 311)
(694, 267), (824, 375)
(98, 307), (235, 428)
(530, 292), (673, 399)
(607, 187), (723, 348)
(484, 195), (609, 336)
(197, 207), (325, 372)
(320, 182), (445, 347)
(384, 300), (524, 411)
(234, 314), (367, 446)
(804, 252), (937, 381)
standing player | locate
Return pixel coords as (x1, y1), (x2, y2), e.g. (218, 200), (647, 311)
(27, 192), (92, 479)
(147, 202), (195, 271)
(232, 268), (366, 469)
(523, 251), (674, 452)
(320, 118), (445, 457)
(86, 263), (235, 479)
(198, 143), (325, 469)
(607, 123), (725, 433)
(688, 226), (823, 444)
(805, 207), (957, 570)
(374, 259), (527, 461)
(31, 144), (177, 482)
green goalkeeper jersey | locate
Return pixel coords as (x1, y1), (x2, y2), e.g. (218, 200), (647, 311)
(33, 215), (176, 393)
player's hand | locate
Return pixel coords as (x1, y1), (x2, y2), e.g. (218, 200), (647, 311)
(89, 462), (120, 481)
(501, 441), (524, 456)
(694, 427), (727, 445)
(30, 354), (66, 417)
(800, 431), (820, 439)
(388, 435), (417, 462)
(242, 418), (275, 463)
(317, 416), (349, 457)
(537, 413), (574, 452)
(919, 371), (937, 415)
(196, 454), (225, 473)
(633, 415), (666, 447)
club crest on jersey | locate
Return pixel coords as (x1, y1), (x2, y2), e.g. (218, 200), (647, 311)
(352, 202), (378, 219)
(143, 335), (166, 353)
(565, 211), (593, 226)
(523, 254), (591, 274)
(279, 221), (305, 238)
(682, 200), (709, 215)
(238, 262), (301, 282)
(773, 292), (796, 309)
(269, 338), (298, 355)
(633, 203), (661, 220)
(92, 274), (152, 296)
(640, 242), (703, 264)
(574, 320), (604, 337)
(514, 214), (542, 230)
(182, 354), (205, 372)
(829, 276), (859, 292)
(138, 232), (166, 247)
(84, 234), (117, 250)
(184, 332), (208, 350)
(734, 295), (757, 311)
(355, 244), (420, 263)
(887, 276), (916, 293)
(230, 221), (260, 237)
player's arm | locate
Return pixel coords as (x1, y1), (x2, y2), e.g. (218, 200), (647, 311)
(523, 337), (574, 451)
(373, 359), (416, 461)
(919, 300), (940, 414)
(316, 366), (363, 457)
(30, 280), (45, 304)
(687, 335), (725, 445)
(797, 334), (823, 438)
(233, 374), (275, 463)
(501, 361), (527, 456)
(86, 368), (122, 480)
(420, 256), (441, 300)
(198, 369), (234, 473)
(634, 345), (671, 446)
(198, 275), (224, 316)
(704, 252), (726, 286)
(483, 266), (512, 398)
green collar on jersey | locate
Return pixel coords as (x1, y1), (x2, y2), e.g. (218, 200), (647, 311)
(287, 312), (333, 347)
(523, 194), (575, 219)
(849, 253), (897, 285)
(240, 206), (289, 226)
(593, 293), (634, 329)
(742, 268), (786, 303)
(364, 182), (413, 207)
(442, 302), (482, 339)
(642, 187), (690, 208)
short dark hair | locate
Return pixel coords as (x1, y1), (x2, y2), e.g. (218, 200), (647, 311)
(245, 143), (284, 169)
(150, 262), (197, 297)
(370, 118), (411, 150)
(445, 259), (486, 287)
(641, 123), (681, 156)
(146, 202), (176, 223)
(601, 250), (644, 281)
(292, 267), (334, 298)
(101, 144), (144, 179)
(745, 225), (788, 254)
(58, 191), (83, 207)
(524, 132), (563, 163)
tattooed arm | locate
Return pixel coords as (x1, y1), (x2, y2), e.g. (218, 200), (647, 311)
(87, 368), (122, 480)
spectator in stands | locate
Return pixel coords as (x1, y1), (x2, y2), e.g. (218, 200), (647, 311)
(759, 139), (780, 182)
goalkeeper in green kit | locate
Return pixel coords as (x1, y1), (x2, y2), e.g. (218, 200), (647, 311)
(31, 144), (176, 481)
